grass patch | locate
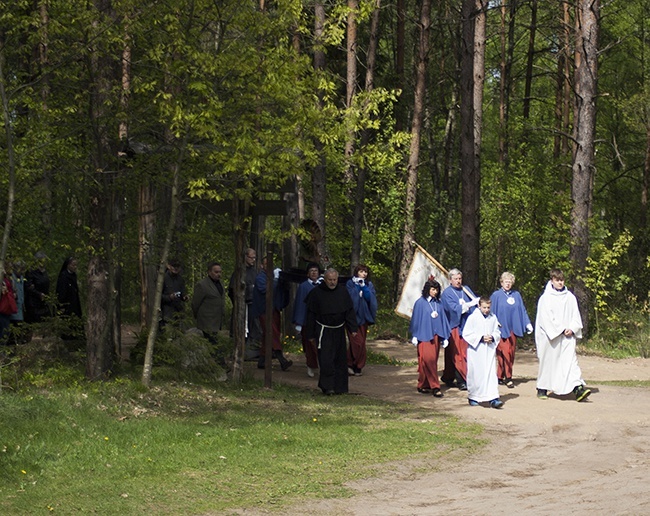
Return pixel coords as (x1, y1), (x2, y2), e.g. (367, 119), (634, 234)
(588, 380), (650, 388)
(0, 374), (483, 514)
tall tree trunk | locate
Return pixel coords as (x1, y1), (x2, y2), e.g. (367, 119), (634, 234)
(498, 0), (508, 164)
(522, 0), (537, 119)
(0, 49), (17, 283)
(642, 121), (650, 229)
(142, 152), (183, 387)
(570, 0), (599, 335)
(86, 0), (116, 380)
(459, 0), (481, 289)
(499, 0), (517, 165)
(395, 0), (406, 131)
(555, 1), (572, 158)
(139, 184), (157, 329)
(344, 0), (358, 185)
(397, 0), (432, 294)
(312, 1), (329, 267)
(38, 0), (52, 232)
(351, 0), (381, 270)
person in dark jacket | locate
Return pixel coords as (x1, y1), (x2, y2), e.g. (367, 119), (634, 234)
(192, 261), (227, 367)
(25, 251), (51, 324)
(56, 257), (82, 318)
(305, 268), (358, 395)
(160, 258), (188, 329)
(252, 256), (291, 371)
(56, 256), (83, 341)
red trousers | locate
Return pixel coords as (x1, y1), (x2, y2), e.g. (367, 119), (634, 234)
(347, 324), (367, 371)
(301, 331), (319, 369)
(496, 331), (517, 380)
(417, 336), (441, 390)
(259, 310), (282, 356)
(440, 333), (456, 384)
(452, 327), (468, 381)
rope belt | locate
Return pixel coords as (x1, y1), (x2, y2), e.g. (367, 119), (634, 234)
(316, 321), (344, 349)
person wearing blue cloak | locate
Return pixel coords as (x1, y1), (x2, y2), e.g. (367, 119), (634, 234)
(409, 280), (451, 398)
(441, 268), (479, 390)
(345, 264), (378, 376)
(490, 271), (533, 388)
(292, 262), (321, 377)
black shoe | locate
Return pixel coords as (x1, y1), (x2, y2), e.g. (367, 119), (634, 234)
(574, 385), (591, 402)
(324, 389), (335, 396)
(458, 383), (467, 391)
(505, 378), (515, 388)
(432, 388), (444, 398)
(537, 388), (548, 400)
(417, 388), (431, 394)
(280, 358), (293, 371)
(444, 380), (456, 388)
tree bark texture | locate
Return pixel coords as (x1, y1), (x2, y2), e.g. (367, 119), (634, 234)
(397, 0), (432, 294)
(86, 0), (116, 380)
(0, 51), (17, 283)
(343, 0), (358, 190)
(570, 0), (599, 335)
(230, 197), (251, 384)
(395, 0), (406, 131)
(460, 0), (481, 289)
(351, 0), (381, 270)
(312, 1), (329, 267)
(522, 0), (537, 120)
(555, 1), (573, 158)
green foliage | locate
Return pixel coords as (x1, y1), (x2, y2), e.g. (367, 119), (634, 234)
(583, 302), (650, 359)
(2, 0), (650, 364)
(129, 326), (229, 383)
(583, 230), (633, 332)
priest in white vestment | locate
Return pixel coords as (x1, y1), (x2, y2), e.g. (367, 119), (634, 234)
(463, 296), (502, 407)
(535, 269), (591, 401)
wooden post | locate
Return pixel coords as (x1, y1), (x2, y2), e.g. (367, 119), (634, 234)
(264, 249), (274, 388)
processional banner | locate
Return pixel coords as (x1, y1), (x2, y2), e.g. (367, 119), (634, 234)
(395, 243), (450, 319)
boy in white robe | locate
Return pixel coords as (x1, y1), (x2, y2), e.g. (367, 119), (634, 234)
(462, 296), (503, 409)
(535, 268), (591, 402)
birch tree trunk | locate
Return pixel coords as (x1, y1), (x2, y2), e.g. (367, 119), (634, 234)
(397, 0), (432, 294)
(142, 141), (185, 387)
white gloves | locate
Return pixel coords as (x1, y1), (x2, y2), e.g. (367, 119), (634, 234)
(526, 323), (533, 334)
(411, 337), (418, 346)
(442, 339), (449, 348)
(295, 325), (302, 333)
(273, 268), (281, 279)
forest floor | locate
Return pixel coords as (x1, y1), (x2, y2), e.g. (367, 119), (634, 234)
(235, 338), (650, 515)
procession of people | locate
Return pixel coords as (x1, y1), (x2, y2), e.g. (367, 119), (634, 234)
(1, 242), (594, 407)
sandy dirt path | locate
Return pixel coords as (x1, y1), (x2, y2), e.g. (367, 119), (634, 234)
(242, 340), (650, 515)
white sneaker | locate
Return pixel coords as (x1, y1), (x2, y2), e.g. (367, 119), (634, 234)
(307, 367), (315, 378)
(348, 367), (355, 376)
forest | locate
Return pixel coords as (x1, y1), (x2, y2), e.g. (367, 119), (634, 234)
(0, 0), (649, 380)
